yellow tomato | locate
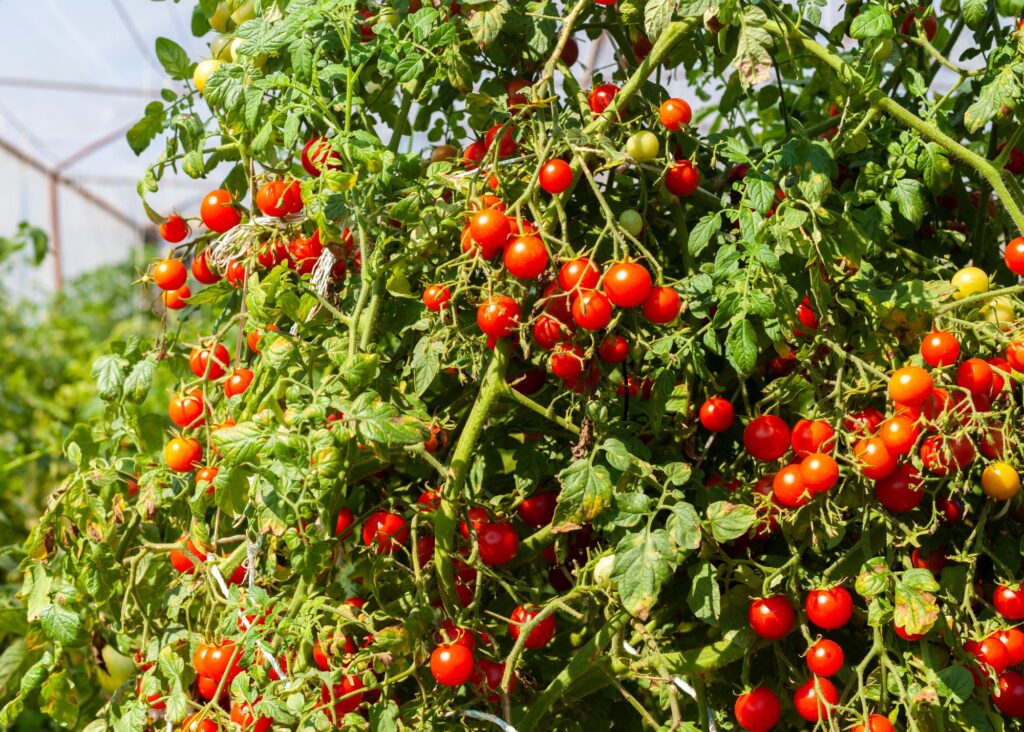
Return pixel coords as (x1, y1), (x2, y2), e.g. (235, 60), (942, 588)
(951, 266), (989, 300)
(193, 59), (223, 93)
(230, 0), (256, 25)
(984, 295), (1015, 324)
(982, 462), (1021, 500)
(211, 35), (234, 60)
(209, 1), (231, 32)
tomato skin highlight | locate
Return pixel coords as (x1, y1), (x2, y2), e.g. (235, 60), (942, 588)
(995, 586), (1024, 620)
(558, 257), (601, 292)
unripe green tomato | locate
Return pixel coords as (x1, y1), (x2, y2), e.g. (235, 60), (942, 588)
(97, 646), (134, 694)
(231, 0), (256, 24)
(211, 34), (234, 60)
(378, 7), (400, 27)
(619, 209), (643, 236)
(193, 59), (223, 93)
(872, 37), (893, 62)
(625, 131), (659, 163)
(281, 408), (299, 427)
(570, 629), (588, 647)
(593, 554), (615, 584)
(209, 1), (231, 32)
(585, 401), (609, 423)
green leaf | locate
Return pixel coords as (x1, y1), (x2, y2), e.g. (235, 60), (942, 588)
(611, 528), (674, 620)
(745, 173), (776, 214)
(553, 459), (614, 531)
(889, 177), (925, 227)
(39, 669), (78, 728)
(601, 438), (632, 472)
(705, 501), (756, 542)
(155, 37), (193, 79)
(368, 700), (400, 732)
(689, 212), (721, 258)
(467, 0), (510, 46)
(687, 561), (721, 624)
(965, 64), (1024, 133)
(962, 0), (986, 28)
(123, 357), (156, 403)
(0, 640), (28, 698)
(678, 0), (719, 16)
(211, 422), (267, 463)
(856, 557), (892, 597)
(39, 603), (82, 645)
(645, 0), (676, 40)
(917, 143), (952, 193)
(347, 392), (427, 446)
(850, 4), (893, 38)
(936, 665), (974, 703)
(126, 102), (166, 156)
(733, 8), (773, 88)
(236, 16), (299, 57)
(92, 354), (128, 400)
(725, 319), (758, 376)
(666, 503), (701, 554)
(203, 63), (246, 114)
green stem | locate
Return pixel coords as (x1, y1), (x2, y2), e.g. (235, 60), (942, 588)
(517, 611), (629, 732)
(937, 284), (1024, 314)
(433, 341), (511, 616)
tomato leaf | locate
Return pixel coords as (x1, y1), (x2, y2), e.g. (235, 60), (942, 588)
(123, 357), (156, 404)
(964, 63), (1024, 133)
(212, 422), (268, 463)
(645, 0), (676, 40)
(92, 354), (129, 401)
(155, 37), (193, 80)
(688, 212), (721, 259)
(889, 177), (925, 227)
(725, 319), (758, 377)
(39, 602), (82, 645)
(849, 4), (893, 39)
(962, 0), (987, 29)
(611, 528), (674, 620)
(732, 7), (773, 88)
(936, 665), (974, 704)
(346, 392), (428, 446)
(467, 1), (510, 47)
(666, 502), (701, 553)
(39, 669), (78, 728)
(553, 459), (613, 532)
(126, 102), (166, 156)
(705, 501), (756, 542)
(687, 561), (721, 624)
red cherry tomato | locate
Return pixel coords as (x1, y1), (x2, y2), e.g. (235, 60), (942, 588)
(743, 416), (790, 462)
(539, 159), (573, 194)
(191, 250), (221, 284)
(1005, 236), (1024, 275)
(558, 257), (601, 291)
(152, 258), (187, 291)
(598, 334), (629, 363)
(806, 639), (844, 676)
(160, 215), (190, 243)
(998, 628), (1024, 666)
(665, 160), (701, 197)
(200, 189), (241, 233)
(504, 236), (549, 279)
(476, 521), (519, 566)
(888, 366), (933, 405)
(302, 137), (341, 177)
(791, 419), (835, 456)
(748, 595), (794, 640)
(805, 587), (854, 629)
(659, 98), (692, 130)
(571, 289), (613, 331)
(994, 671), (1024, 717)
(642, 286), (681, 324)
(509, 605), (556, 648)
(801, 452), (839, 494)
(477, 296), (521, 338)
(995, 586), (1024, 621)
(470, 209), (511, 252)
(423, 284), (452, 312)
(854, 437), (896, 480)
(603, 262), (652, 308)
(699, 397), (734, 432)
(957, 358), (994, 397)
(874, 464), (923, 513)
(361, 511), (409, 554)
(793, 676), (838, 722)
(588, 83), (620, 115)
(734, 687), (781, 731)
(224, 368), (255, 399)
(920, 330), (960, 367)
(430, 643), (475, 687)
(852, 714), (895, 732)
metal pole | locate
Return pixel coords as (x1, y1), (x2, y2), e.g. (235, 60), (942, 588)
(49, 174), (62, 292)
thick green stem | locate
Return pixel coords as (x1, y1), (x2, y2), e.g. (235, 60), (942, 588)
(433, 341), (511, 616)
(764, 20), (1024, 235)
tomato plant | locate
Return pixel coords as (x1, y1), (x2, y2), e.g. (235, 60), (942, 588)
(14, 0), (1024, 729)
